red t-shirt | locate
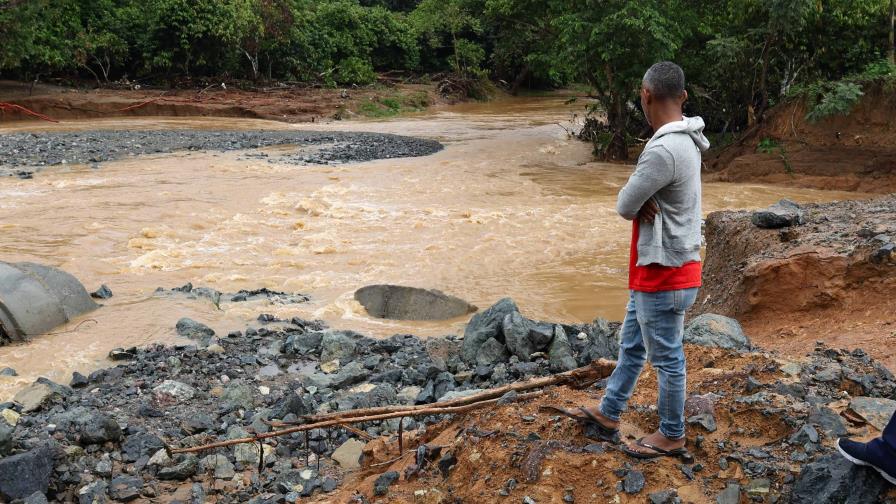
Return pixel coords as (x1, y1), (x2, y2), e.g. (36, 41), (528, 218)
(629, 220), (702, 292)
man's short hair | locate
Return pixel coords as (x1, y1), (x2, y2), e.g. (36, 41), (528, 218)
(643, 61), (685, 100)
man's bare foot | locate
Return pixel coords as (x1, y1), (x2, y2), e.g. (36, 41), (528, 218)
(624, 430), (685, 455)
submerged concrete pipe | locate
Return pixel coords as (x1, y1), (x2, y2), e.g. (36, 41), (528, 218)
(0, 261), (98, 343)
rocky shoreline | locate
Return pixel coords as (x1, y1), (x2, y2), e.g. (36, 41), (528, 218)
(0, 130), (444, 178)
(1, 296), (895, 503)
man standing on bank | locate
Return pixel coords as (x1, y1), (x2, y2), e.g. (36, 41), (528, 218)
(560, 61), (710, 458)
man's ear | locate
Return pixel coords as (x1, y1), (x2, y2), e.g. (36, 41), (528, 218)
(680, 90), (689, 105)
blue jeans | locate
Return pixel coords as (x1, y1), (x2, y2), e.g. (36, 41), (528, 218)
(599, 288), (698, 439)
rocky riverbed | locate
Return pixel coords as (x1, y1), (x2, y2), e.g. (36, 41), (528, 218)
(1, 296), (895, 503)
(0, 130), (444, 178)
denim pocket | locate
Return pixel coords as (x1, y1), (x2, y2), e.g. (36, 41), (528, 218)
(672, 288), (698, 314)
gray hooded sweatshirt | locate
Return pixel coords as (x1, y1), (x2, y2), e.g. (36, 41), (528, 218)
(616, 116), (710, 267)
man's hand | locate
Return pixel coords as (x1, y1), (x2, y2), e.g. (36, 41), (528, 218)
(638, 199), (660, 223)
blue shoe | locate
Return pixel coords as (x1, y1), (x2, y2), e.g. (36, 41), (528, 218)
(837, 438), (896, 485)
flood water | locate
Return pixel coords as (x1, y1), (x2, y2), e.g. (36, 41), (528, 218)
(0, 96), (865, 399)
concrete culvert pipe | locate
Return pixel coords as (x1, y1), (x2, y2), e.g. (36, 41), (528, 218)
(0, 261), (99, 344)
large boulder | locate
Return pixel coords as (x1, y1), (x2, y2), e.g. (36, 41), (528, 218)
(175, 318), (215, 342)
(502, 312), (553, 361)
(461, 298), (519, 364)
(0, 261), (98, 344)
(320, 331), (361, 363)
(791, 453), (887, 503)
(0, 443), (55, 501)
(51, 407), (122, 445)
(548, 326), (578, 372)
(751, 199), (804, 229)
(354, 285), (477, 320)
(684, 314), (750, 350)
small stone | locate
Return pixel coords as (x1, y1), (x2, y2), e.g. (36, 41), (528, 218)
(684, 314), (750, 350)
(320, 359), (341, 374)
(751, 199), (804, 229)
(847, 396), (896, 431)
(745, 479), (771, 495)
(108, 475), (142, 502)
(157, 455), (199, 480)
(0, 367), (16, 377)
(1, 409), (19, 427)
(649, 489), (679, 504)
(78, 480), (108, 504)
(780, 362), (802, 377)
(789, 424), (819, 445)
(90, 284), (113, 299)
(206, 343), (225, 354)
(70, 372), (88, 388)
(717, 483), (740, 504)
(332, 438), (365, 469)
(523, 497), (537, 504)
(687, 413), (717, 433)
(258, 386), (270, 395)
(623, 470), (645, 494)
(374, 471), (399, 496)
(175, 317), (215, 341)
(153, 380), (196, 402)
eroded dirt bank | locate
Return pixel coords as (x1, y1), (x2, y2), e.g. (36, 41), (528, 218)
(0, 81), (437, 124)
(704, 87), (896, 193)
(695, 195), (896, 370)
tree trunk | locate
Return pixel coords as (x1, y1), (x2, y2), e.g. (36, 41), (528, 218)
(890, 0), (895, 64)
(509, 65), (530, 96)
(605, 92), (629, 161)
(757, 35), (772, 119)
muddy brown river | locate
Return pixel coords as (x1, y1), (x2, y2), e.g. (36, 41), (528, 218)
(0, 96), (866, 400)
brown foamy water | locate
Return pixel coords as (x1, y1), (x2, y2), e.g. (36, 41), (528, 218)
(0, 96), (866, 399)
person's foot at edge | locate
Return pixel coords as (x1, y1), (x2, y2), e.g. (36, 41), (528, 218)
(624, 430), (686, 455)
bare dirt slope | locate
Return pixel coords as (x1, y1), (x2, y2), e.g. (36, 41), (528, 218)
(0, 80), (436, 123)
(704, 87), (896, 193)
(694, 195), (896, 369)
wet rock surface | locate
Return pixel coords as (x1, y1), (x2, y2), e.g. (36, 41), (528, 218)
(354, 284), (477, 321)
(0, 130), (444, 177)
(684, 314), (750, 350)
(2, 297), (895, 501)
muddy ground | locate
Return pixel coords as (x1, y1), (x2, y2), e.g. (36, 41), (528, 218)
(0, 81), (438, 125)
(696, 195), (896, 371)
(704, 86), (896, 194)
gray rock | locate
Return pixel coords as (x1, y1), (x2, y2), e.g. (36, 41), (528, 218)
(78, 480), (108, 504)
(716, 483), (740, 504)
(152, 380), (196, 402)
(475, 337), (510, 366)
(751, 199), (804, 229)
(872, 242), (896, 263)
(502, 312), (553, 361)
(332, 438), (365, 469)
(354, 284), (477, 320)
(687, 413), (717, 433)
(108, 475), (142, 502)
(623, 470), (645, 494)
(791, 453), (887, 503)
(0, 422), (12, 456)
(330, 361), (370, 389)
(789, 424), (819, 445)
(847, 396), (896, 431)
(175, 317), (215, 341)
(70, 372), (88, 388)
(320, 331), (359, 363)
(200, 454), (235, 479)
(649, 489), (680, 504)
(807, 405), (848, 438)
(0, 443), (54, 500)
(461, 298), (519, 363)
(684, 314), (750, 350)
(94, 454), (113, 477)
(0, 367), (16, 376)
(13, 378), (71, 413)
(548, 325), (578, 372)
(52, 407), (122, 445)
(122, 432), (164, 462)
(23, 492), (49, 504)
(157, 454), (199, 480)
(222, 381), (254, 410)
(283, 331), (323, 355)
(373, 470), (399, 496)
(90, 284), (113, 299)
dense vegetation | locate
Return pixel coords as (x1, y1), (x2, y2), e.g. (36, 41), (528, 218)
(1, 0), (894, 158)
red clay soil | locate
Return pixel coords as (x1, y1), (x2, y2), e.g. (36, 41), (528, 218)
(704, 86), (896, 193)
(695, 195), (896, 370)
(0, 80), (437, 124)
(312, 346), (893, 504)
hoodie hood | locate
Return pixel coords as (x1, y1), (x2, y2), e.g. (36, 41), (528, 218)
(648, 116), (710, 152)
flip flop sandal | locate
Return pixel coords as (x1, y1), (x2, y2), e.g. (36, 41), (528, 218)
(539, 406), (621, 443)
(621, 437), (692, 461)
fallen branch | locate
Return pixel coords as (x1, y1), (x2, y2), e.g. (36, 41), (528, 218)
(298, 359), (617, 423)
(168, 359), (616, 455)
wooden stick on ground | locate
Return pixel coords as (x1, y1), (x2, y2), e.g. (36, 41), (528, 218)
(298, 359), (617, 423)
(168, 359), (616, 455)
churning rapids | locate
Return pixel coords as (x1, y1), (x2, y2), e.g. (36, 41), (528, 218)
(0, 96), (866, 400)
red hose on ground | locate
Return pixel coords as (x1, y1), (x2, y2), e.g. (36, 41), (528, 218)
(0, 102), (59, 122)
